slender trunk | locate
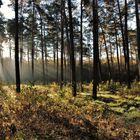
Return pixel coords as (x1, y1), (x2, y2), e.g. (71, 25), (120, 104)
(53, 47), (56, 64)
(56, 29), (59, 82)
(109, 39), (114, 70)
(20, 1), (23, 68)
(31, 0), (35, 85)
(64, 50), (67, 83)
(125, 0), (131, 88)
(135, 0), (140, 79)
(27, 44), (30, 64)
(93, 0), (99, 100)
(68, 0), (77, 96)
(114, 23), (121, 83)
(20, 35), (23, 68)
(117, 0), (127, 68)
(80, 0), (83, 92)
(88, 56), (91, 82)
(40, 14), (45, 85)
(64, 7), (71, 82)
(54, 15), (59, 83)
(1, 50), (3, 67)
(0, 46), (3, 66)
(15, 0), (20, 93)
(119, 43), (123, 70)
(60, 0), (64, 89)
(99, 45), (102, 81)
(44, 24), (47, 84)
(100, 24), (111, 82)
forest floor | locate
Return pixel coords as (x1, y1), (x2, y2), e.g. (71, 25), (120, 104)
(0, 82), (140, 140)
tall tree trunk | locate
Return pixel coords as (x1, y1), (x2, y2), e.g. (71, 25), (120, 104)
(68, 0), (77, 96)
(40, 14), (45, 85)
(114, 22), (121, 83)
(56, 28), (59, 83)
(31, 0), (35, 85)
(44, 24), (48, 84)
(117, 0), (127, 68)
(88, 56), (91, 82)
(20, 34), (23, 68)
(100, 24), (111, 82)
(20, 0), (23, 68)
(109, 39), (114, 70)
(27, 44), (30, 64)
(0, 46), (3, 66)
(80, 0), (83, 92)
(99, 45), (102, 81)
(119, 42), (123, 69)
(125, 0), (131, 89)
(54, 14), (59, 83)
(64, 8), (71, 82)
(135, 0), (140, 79)
(93, 0), (99, 100)
(60, 0), (64, 89)
(15, 0), (20, 93)
(53, 47), (56, 64)
(64, 49), (67, 83)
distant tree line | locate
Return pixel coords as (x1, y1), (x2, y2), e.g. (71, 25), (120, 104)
(0, 0), (139, 99)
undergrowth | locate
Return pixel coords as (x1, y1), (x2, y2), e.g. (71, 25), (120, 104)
(0, 82), (140, 140)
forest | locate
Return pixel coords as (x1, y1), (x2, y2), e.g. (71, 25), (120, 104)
(0, 0), (140, 139)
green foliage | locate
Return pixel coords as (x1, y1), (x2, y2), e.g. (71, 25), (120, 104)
(0, 83), (140, 139)
(105, 81), (119, 93)
(16, 130), (27, 139)
(124, 110), (140, 121)
(110, 107), (125, 114)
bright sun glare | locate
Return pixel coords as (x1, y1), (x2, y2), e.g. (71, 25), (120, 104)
(0, 0), (14, 19)
(0, 0), (14, 58)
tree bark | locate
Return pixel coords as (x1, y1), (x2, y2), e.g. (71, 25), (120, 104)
(93, 0), (99, 100)
(114, 21), (121, 83)
(64, 8), (71, 82)
(31, 0), (35, 85)
(80, 0), (84, 92)
(124, 0), (131, 89)
(60, 0), (64, 89)
(135, 0), (140, 79)
(100, 24), (111, 82)
(117, 0), (127, 69)
(15, 0), (20, 93)
(40, 14), (45, 85)
(68, 0), (77, 96)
